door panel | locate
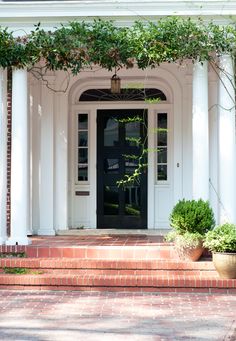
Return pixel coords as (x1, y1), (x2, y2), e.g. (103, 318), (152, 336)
(97, 109), (147, 229)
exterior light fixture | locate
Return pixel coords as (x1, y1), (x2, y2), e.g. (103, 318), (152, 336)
(111, 72), (121, 94)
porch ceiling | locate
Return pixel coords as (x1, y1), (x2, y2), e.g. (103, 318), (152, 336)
(0, 1), (235, 31)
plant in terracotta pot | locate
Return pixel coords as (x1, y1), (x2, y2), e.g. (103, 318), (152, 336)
(166, 199), (215, 261)
(204, 223), (236, 279)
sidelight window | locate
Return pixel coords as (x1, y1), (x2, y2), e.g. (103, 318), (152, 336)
(77, 113), (89, 182)
(157, 113), (168, 182)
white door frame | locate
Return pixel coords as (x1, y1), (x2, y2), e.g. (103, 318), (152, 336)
(68, 71), (183, 229)
(70, 100), (180, 229)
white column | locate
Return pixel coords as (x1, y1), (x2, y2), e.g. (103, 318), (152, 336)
(0, 69), (7, 244)
(192, 60), (209, 200)
(7, 69), (31, 245)
(218, 54), (236, 224)
(54, 91), (68, 230)
(38, 77), (55, 235)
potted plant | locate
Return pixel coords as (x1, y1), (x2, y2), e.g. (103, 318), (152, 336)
(204, 223), (236, 279)
(166, 199), (215, 261)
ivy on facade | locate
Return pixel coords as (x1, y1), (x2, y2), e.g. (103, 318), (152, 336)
(0, 17), (235, 72)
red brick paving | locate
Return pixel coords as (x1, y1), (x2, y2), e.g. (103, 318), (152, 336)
(0, 290), (235, 340)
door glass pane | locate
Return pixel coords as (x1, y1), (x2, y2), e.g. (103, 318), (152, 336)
(104, 159), (119, 174)
(125, 121), (140, 146)
(125, 158), (139, 175)
(104, 186), (119, 215)
(78, 149), (88, 163)
(125, 186), (141, 216)
(104, 118), (119, 146)
(78, 131), (88, 147)
(78, 114), (88, 130)
(78, 165), (88, 181)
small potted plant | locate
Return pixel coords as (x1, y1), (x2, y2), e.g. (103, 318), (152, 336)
(166, 199), (215, 261)
(204, 223), (236, 279)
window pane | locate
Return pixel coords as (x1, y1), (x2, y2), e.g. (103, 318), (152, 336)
(78, 114), (88, 130)
(158, 131), (167, 146)
(125, 186), (141, 216)
(157, 165), (167, 181)
(104, 159), (119, 174)
(104, 118), (119, 146)
(157, 113), (167, 146)
(78, 165), (88, 181)
(157, 148), (167, 163)
(78, 148), (88, 163)
(78, 131), (88, 147)
(158, 113), (167, 129)
(104, 186), (119, 215)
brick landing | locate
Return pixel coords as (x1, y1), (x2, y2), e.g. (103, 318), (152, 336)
(0, 235), (236, 293)
(1, 291), (236, 340)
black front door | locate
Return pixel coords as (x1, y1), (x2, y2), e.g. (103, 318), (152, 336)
(97, 109), (147, 229)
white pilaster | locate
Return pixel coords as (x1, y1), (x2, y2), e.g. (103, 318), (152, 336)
(0, 69), (7, 244)
(38, 77), (55, 235)
(192, 61), (209, 200)
(7, 69), (31, 245)
(218, 54), (236, 224)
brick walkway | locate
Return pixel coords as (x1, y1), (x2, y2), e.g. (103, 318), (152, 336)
(0, 291), (235, 340)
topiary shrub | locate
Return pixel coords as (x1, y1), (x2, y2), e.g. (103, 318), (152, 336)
(169, 199), (215, 236)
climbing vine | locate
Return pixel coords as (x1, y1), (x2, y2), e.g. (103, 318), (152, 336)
(0, 17), (235, 72)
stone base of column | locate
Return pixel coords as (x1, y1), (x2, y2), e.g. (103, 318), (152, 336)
(37, 228), (55, 236)
(6, 237), (32, 246)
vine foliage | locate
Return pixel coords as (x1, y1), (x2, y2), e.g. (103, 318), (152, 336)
(0, 17), (235, 72)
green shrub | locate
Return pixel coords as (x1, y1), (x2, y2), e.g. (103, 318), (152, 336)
(169, 199), (215, 235)
(204, 223), (236, 253)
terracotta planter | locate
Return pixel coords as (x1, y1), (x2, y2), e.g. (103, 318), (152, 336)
(175, 245), (204, 261)
(213, 252), (236, 279)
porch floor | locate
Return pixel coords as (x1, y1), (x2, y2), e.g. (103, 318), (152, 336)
(30, 234), (166, 247)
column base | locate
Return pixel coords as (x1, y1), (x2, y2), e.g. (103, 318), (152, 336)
(37, 228), (55, 236)
(6, 237), (32, 246)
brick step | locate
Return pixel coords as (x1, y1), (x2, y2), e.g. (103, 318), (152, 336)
(0, 268), (217, 276)
(0, 273), (235, 293)
(0, 244), (176, 259)
(0, 257), (214, 270)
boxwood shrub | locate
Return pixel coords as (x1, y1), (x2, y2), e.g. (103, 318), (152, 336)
(170, 199), (215, 235)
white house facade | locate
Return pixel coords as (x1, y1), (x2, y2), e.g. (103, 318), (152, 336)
(0, 0), (236, 245)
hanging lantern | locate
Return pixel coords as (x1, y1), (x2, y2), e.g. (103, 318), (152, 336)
(110, 73), (121, 94)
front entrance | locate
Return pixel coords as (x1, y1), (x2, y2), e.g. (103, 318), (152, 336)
(97, 109), (147, 229)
